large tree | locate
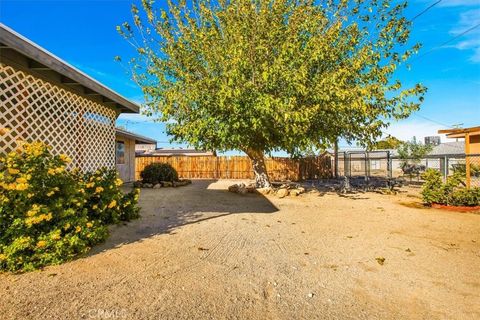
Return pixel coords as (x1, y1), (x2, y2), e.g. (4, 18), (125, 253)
(373, 135), (404, 150)
(118, 0), (426, 187)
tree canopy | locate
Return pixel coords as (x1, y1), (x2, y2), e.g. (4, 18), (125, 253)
(397, 136), (432, 164)
(118, 0), (426, 186)
(372, 135), (404, 150)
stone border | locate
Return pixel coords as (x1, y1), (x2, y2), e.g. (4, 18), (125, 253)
(228, 182), (306, 198)
(133, 179), (192, 189)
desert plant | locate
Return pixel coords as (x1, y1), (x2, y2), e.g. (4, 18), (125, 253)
(420, 169), (443, 205)
(140, 163), (178, 184)
(421, 169), (480, 206)
(397, 137), (432, 178)
(452, 163), (480, 178)
(0, 142), (140, 272)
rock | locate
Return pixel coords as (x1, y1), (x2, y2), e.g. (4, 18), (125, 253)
(257, 187), (272, 195)
(276, 188), (289, 198)
(238, 185), (248, 195)
(228, 184), (240, 193)
(290, 187), (306, 196)
(246, 184), (256, 193)
(175, 180), (190, 187)
(133, 181), (143, 188)
(290, 189), (301, 196)
(307, 292), (315, 298)
(143, 183), (153, 188)
(161, 181), (173, 187)
(153, 183), (161, 189)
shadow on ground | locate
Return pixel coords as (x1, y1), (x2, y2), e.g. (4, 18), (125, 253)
(89, 180), (278, 255)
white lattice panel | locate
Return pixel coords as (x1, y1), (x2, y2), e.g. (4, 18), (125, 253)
(0, 63), (117, 172)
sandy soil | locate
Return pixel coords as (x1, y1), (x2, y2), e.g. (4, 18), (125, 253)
(1, 180), (479, 320)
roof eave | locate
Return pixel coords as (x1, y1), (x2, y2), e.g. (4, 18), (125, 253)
(115, 128), (156, 145)
(0, 23), (139, 113)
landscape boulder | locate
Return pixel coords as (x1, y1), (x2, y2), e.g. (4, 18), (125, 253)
(174, 180), (191, 187)
(228, 183), (251, 195)
(228, 184), (240, 193)
(246, 184), (256, 193)
(276, 188), (289, 198)
(153, 183), (162, 189)
(257, 187), (272, 195)
(161, 181), (173, 187)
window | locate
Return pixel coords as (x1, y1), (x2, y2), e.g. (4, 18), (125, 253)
(370, 160), (380, 170)
(116, 141), (125, 164)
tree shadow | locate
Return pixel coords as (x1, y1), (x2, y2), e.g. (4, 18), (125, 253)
(89, 180), (279, 256)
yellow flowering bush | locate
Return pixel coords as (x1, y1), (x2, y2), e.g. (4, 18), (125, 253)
(83, 168), (140, 224)
(0, 142), (140, 272)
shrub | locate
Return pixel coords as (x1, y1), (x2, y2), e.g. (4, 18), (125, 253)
(140, 163), (178, 184)
(420, 169), (443, 205)
(0, 142), (140, 272)
(452, 163), (480, 178)
(84, 168), (140, 224)
(421, 169), (480, 207)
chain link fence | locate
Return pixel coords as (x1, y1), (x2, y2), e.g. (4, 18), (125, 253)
(333, 152), (480, 187)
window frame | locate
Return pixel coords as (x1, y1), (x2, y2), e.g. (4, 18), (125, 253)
(115, 140), (125, 165)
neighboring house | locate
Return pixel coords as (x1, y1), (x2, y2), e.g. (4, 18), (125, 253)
(137, 148), (214, 156)
(428, 141), (464, 156)
(135, 143), (156, 152)
(0, 24), (150, 181)
(115, 128), (156, 182)
(438, 126), (480, 188)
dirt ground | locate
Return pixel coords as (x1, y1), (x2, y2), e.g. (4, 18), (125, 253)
(1, 180), (479, 320)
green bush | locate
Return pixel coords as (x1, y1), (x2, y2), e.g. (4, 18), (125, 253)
(452, 163), (480, 178)
(140, 162), (179, 184)
(0, 142), (140, 272)
(421, 169), (480, 207)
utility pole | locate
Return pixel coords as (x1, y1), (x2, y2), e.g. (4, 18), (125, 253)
(451, 123), (463, 142)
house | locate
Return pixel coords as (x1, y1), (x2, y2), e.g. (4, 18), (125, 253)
(137, 148), (214, 156)
(428, 141), (464, 156)
(439, 126), (480, 188)
(115, 128), (156, 182)
(0, 23), (153, 182)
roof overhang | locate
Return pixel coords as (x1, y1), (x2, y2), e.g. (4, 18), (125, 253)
(439, 126), (480, 138)
(0, 23), (139, 113)
(115, 128), (156, 145)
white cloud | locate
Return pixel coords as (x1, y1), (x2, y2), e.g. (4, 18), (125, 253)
(382, 119), (448, 143)
(438, 0), (480, 7)
(448, 8), (480, 62)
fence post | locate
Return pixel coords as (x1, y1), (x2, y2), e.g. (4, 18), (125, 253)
(440, 156), (447, 182)
(445, 156), (449, 178)
(344, 152), (348, 177)
(334, 140), (339, 179)
(387, 151), (392, 179)
(364, 152), (369, 182)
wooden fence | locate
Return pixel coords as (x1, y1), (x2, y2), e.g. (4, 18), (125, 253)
(135, 154), (332, 181)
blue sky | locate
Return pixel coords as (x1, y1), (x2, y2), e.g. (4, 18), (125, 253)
(1, 0), (479, 153)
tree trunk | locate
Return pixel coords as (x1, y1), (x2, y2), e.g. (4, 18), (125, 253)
(245, 149), (271, 188)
